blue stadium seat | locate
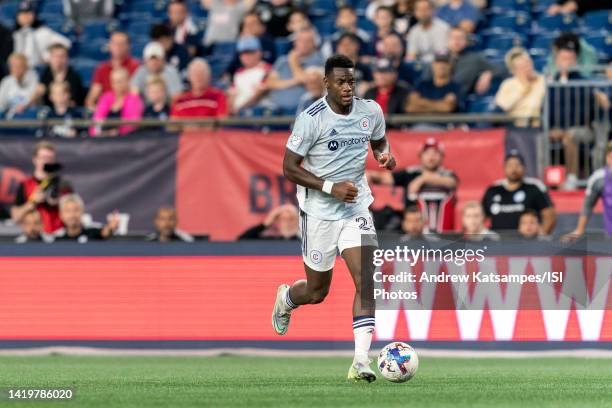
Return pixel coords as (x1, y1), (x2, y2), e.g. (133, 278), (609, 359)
(207, 55), (232, 81)
(76, 38), (109, 61)
(488, 0), (530, 12)
(583, 32), (612, 59)
(536, 14), (578, 33)
(484, 33), (527, 51)
(7, 107), (44, 136)
(131, 36), (150, 58)
(39, 0), (63, 15)
(583, 11), (612, 33)
(312, 15), (337, 37)
(0, 1), (18, 21)
(81, 19), (113, 41)
(275, 38), (291, 57)
(357, 15), (376, 33)
(126, 20), (154, 38)
(487, 12), (530, 33)
(212, 42), (236, 57)
(309, 0), (337, 17)
(72, 58), (98, 87)
(530, 34), (556, 51)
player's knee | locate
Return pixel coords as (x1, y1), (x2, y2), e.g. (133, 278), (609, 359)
(308, 287), (329, 304)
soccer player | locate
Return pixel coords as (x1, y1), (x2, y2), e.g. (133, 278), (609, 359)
(271, 55), (396, 382)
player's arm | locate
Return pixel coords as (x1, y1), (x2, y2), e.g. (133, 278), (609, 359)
(540, 207), (556, 235)
(561, 173), (603, 241)
(370, 137), (396, 170)
(283, 149), (357, 203)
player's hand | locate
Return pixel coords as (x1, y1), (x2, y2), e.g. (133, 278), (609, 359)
(377, 153), (396, 170)
(560, 229), (583, 243)
(331, 181), (358, 203)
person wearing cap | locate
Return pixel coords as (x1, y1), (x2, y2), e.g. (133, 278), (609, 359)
(481, 151), (556, 234)
(368, 138), (458, 233)
(562, 141), (612, 241)
(379, 33), (420, 87)
(85, 32), (140, 110)
(130, 42), (184, 99)
(547, 41), (610, 190)
(364, 57), (410, 118)
(495, 47), (545, 128)
(446, 27), (507, 96)
(12, 1), (71, 67)
(406, 0), (450, 63)
(228, 37), (272, 114)
(406, 51), (461, 120)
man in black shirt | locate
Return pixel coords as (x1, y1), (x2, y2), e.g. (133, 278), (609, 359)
(15, 209), (53, 243)
(54, 194), (119, 243)
(146, 206), (194, 242)
(368, 138), (458, 233)
(482, 151), (556, 234)
(34, 44), (86, 107)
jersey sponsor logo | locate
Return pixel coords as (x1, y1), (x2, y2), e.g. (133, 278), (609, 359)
(328, 140), (339, 151)
(290, 133), (303, 146)
(327, 135), (372, 151)
(310, 249), (322, 264)
(513, 191), (526, 203)
(490, 203), (525, 215)
(360, 117), (370, 131)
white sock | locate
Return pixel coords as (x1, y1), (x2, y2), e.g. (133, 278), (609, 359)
(282, 287), (298, 311)
(353, 315), (375, 362)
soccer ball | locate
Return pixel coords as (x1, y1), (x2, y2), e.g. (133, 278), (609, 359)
(377, 342), (419, 383)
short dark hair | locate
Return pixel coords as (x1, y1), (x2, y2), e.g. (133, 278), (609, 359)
(404, 205), (422, 216)
(554, 32), (580, 55)
(376, 5), (394, 16)
(338, 5), (356, 15)
(150, 23), (173, 39)
(325, 54), (354, 77)
(520, 209), (539, 220)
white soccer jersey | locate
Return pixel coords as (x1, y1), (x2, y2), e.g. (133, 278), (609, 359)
(286, 96), (386, 220)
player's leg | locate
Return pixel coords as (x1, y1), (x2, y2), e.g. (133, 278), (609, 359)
(339, 214), (378, 382)
(272, 211), (338, 335)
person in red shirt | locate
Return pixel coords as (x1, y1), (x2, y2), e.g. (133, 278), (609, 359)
(363, 57), (410, 120)
(85, 31), (140, 110)
(171, 58), (227, 121)
(11, 141), (74, 233)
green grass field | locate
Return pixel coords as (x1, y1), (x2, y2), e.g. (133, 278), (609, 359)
(0, 355), (610, 408)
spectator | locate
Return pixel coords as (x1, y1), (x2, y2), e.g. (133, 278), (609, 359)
(143, 76), (170, 121)
(547, 0), (610, 16)
(0, 53), (38, 117)
(547, 42), (609, 190)
(253, 0), (295, 38)
(562, 141), (612, 241)
(372, 6), (401, 57)
(202, 0), (255, 48)
(335, 33), (373, 97)
(34, 43), (86, 107)
(146, 206), (194, 242)
(286, 9), (316, 42)
(462, 201), (500, 241)
(54, 194), (120, 242)
(368, 138), (458, 233)
(296, 67), (325, 113)
(238, 204), (298, 240)
(171, 58), (228, 118)
(45, 81), (82, 138)
(85, 32), (140, 110)
(15, 209), (54, 243)
(517, 209), (545, 240)
(63, 0), (114, 26)
(11, 141), (74, 233)
(167, 0), (201, 56)
(225, 12), (277, 78)
(392, 0), (417, 35)
(130, 42), (184, 99)
(446, 27), (506, 96)
(91, 68), (144, 137)
(482, 151), (556, 234)
(406, 51), (461, 115)
(436, 0), (480, 33)
(545, 32), (598, 78)
(406, 0), (450, 62)
(495, 47), (545, 128)
(12, 1), (71, 66)
(322, 5), (372, 58)
(399, 205), (439, 241)
(379, 33), (418, 86)
(264, 28), (324, 113)
(150, 23), (190, 74)
(0, 22), (14, 79)
(228, 37), (272, 114)
(364, 57), (410, 116)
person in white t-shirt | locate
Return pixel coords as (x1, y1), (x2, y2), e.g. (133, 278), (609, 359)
(228, 37), (272, 114)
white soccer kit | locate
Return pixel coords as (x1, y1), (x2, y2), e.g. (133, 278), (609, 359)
(286, 96), (385, 271)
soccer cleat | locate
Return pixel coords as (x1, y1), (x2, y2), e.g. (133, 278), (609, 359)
(347, 359), (377, 383)
(272, 284), (292, 335)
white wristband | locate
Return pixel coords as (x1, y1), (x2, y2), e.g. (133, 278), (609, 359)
(322, 180), (334, 194)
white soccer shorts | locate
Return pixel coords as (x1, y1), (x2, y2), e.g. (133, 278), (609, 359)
(298, 210), (378, 272)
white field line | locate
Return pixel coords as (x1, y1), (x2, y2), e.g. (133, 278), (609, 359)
(0, 346), (611, 358)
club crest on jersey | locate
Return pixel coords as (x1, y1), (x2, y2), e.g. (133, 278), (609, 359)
(310, 250), (322, 264)
(290, 133), (303, 146)
(360, 117), (370, 131)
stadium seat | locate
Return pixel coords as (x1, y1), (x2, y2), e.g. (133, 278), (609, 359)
(582, 11), (612, 32)
(487, 12), (530, 33)
(536, 14), (578, 33)
(211, 42), (237, 57)
(131, 36), (150, 59)
(484, 33), (527, 52)
(76, 38), (109, 61)
(583, 32), (612, 59)
(0, 1), (18, 21)
(38, 0), (63, 15)
(357, 15), (376, 33)
(126, 20), (155, 38)
(530, 34), (557, 51)
(72, 58), (99, 87)
(309, 0), (337, 17)
(488, 0), (530, 12)
(81, 19), (114, 41)
(275, 38), (292, 57)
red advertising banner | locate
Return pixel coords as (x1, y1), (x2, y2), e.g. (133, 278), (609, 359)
(1, 256), (610, 341)
(176, 129), (506, 240)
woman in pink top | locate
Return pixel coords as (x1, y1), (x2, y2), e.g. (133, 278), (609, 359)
(91, 68), (143, 136)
